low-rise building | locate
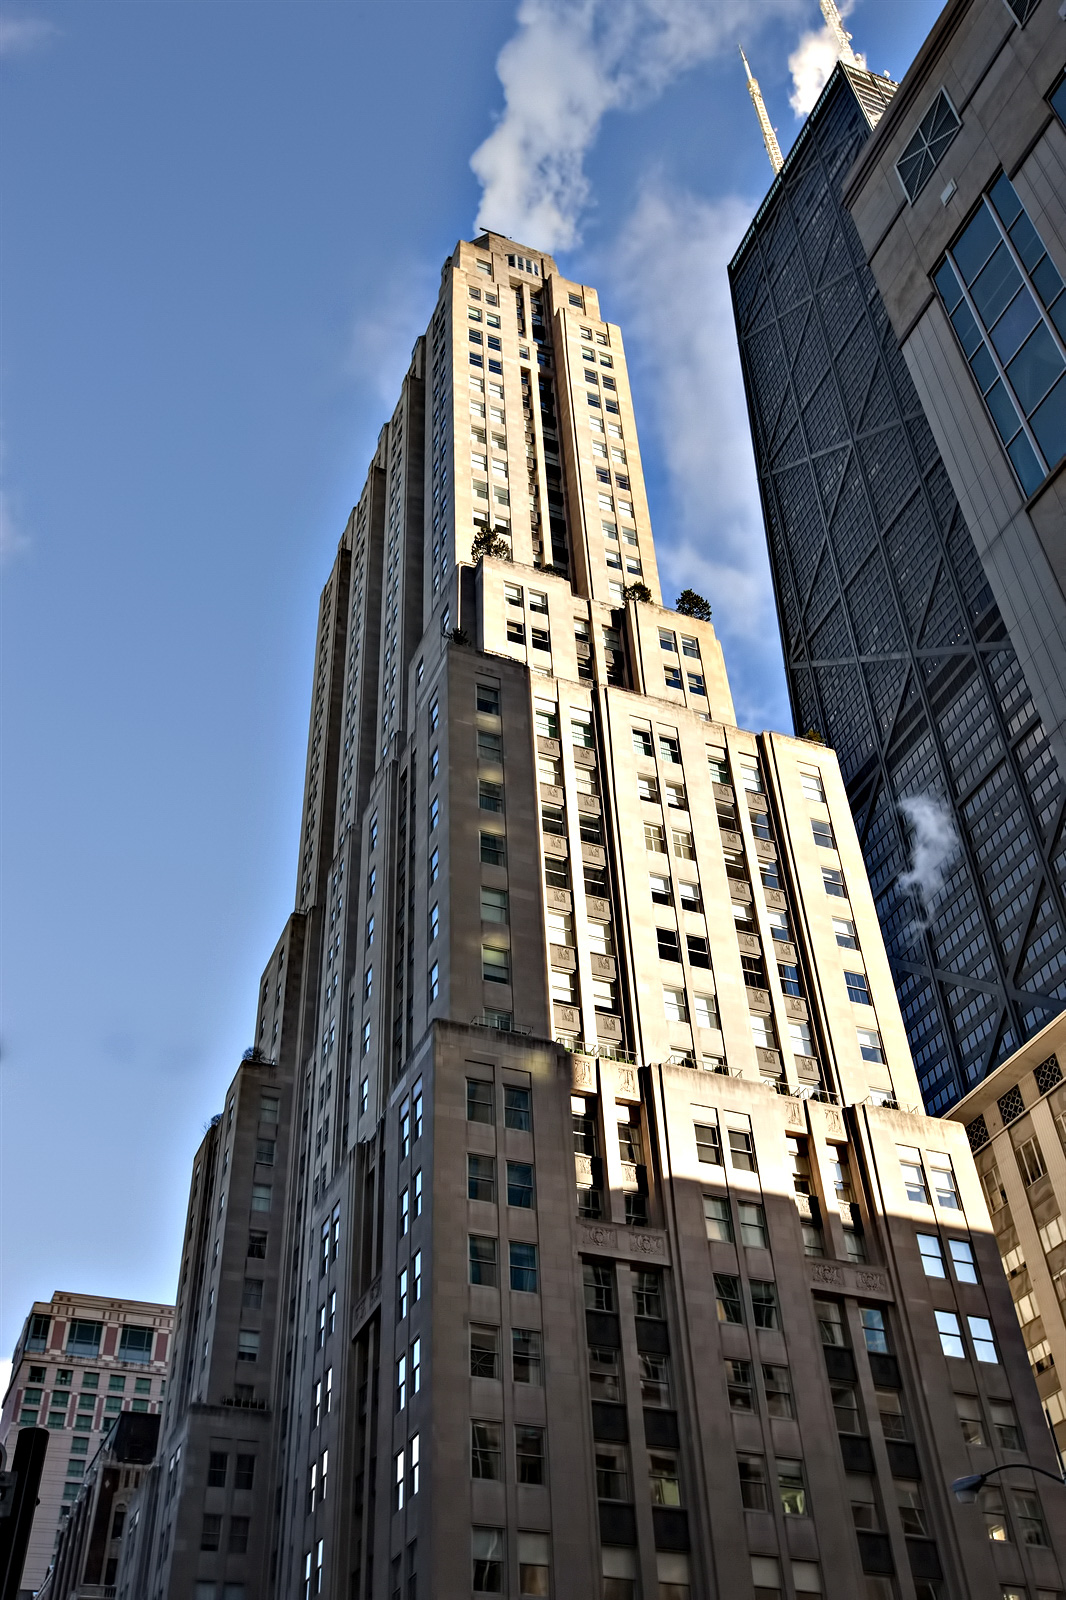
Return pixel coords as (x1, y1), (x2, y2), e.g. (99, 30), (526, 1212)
(0, 1291), (172, 1596)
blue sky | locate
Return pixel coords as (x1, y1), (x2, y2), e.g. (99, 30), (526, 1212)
(0, 0), (942, 1358)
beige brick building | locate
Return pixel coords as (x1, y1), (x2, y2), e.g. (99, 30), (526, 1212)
(951, 1011), (1066, 1452)
(124, 235), (1066, 1600)
(0, 1290), (172, 1595)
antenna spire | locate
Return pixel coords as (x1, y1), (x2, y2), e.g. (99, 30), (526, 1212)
(819, 0), (859, 64)
(739, 47), (783, 175)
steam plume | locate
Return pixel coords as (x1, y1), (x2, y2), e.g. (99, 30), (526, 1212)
(899, 794), (960, 925)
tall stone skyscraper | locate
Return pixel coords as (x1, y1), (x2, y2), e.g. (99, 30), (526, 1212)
(120, 234), (1065, 1600)
(729, 61), (1066, 1114)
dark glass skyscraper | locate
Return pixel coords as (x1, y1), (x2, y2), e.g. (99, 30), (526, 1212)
(729, 62), (1066, 1112)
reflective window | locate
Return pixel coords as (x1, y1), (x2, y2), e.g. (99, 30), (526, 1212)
(935, 174), (1066, 493)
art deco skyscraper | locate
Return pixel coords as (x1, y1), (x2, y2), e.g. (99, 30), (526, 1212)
(121, 235), (1066, 1600)
(729, 61), (1066, 1114)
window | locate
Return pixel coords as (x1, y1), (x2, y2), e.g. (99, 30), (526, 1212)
(428, 962), (439, 1002)
(513, 1328), (542, 1384)
(896, 88), (960, 200)
(767, 909), (791, 943)
(1013, 1488), (1047, 1546)
(955, 1392), (986, 1445)
(248, 1231), (267, 1259)
(664, 665), (683, 691)
(935, 1310), (965, 1358)
(991, 1400), (1021, 1451)
(201, 1513), (223, 1552)
(467, 1079), (494, 1123)
(657, 927), (681, 961)
(470, 1325), (500, 1380)
(468, 1154), (496, 1202)
(472, 1420), (502, 1479)
(715, 1273), (743, 1324)
(693, 993), (718, 1030)
(663, 986), (688, 1023)
(516, 1426), (545, 1484)
(1017, 1136), (1046, 1185)
(739, 1203), (768, 1249)
(671, 830), (694, 860)
(777, 1459), (806, 1516)
(469, 1235), (498, 1286)
(632, 726), (654, 757)
(704, 1195), (733, 1242)
(645, 823), (667, 854)
(949, 1238), (979, 1283)
(833, 917), (858, 949)
(477, 683), (500, 715)
(831, 1382), (860, 1433)
(845, 971), (871, 1005)
(472, 1528), (504, 1594)
(208, 1451), (228, 1487)
(799, 765), (824, 801)
(860, 1307), (888, 1354)
(968, 1315), (998, 1363)
(811, 819), (835, 849)
(504, 1085), (531, 1130)
(764, 1364), (793, 1418)
(928, 1153), (960, 1209)
(822, 867), (846, 898)
(479, 779), (503, 814)
(595, 1445), (630, 1501)
(687, 934), (710, 968)
(509, 1242), (538, 1292)
(649, 873), (671, 904)
(728, 1126), (757, 1172)
(898, 1146), (928, 1202)
(482, 945), (510, 984)
(678, 880), (701, 912)
(639, 1351), (670, 1407)
(750, 1280), (778, 1328)
(737, 1455), (768, 1511)
(507, 1162), (534, 1208)
(534, 702), (559, 740)
(478, 730), (502, 761)
(917, 1234), (946, 1277)
(726, 1358), (754, 1411)
(648, 1451), (681, 1506)
(695, 1121), (722, 1164)
(518, 1532), (550, 1599)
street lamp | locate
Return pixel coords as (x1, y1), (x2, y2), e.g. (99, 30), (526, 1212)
(951, 1461), (1066, 1504)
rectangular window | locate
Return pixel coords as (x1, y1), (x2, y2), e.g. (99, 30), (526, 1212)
(739, 1203), (768, 1249)
(917, 1233), (946, 1277)
(595, 1444), (630, 1501)
(515, 1425), (545, 1484)
(470, 1325), (499, 1379)
(512, 1328), (542, 1385)
(777, 1459), (807, 1516)
(833, 916), (858, 949)
(504, 1085), (531, 1130)
(471, 1420), (502, 1479)
(860, 1307), (888, 1354)
(1016, 1136), (1046, 1185)
(714, 1273), (743, 1324)
(935, 1310), (965, 1358)
(928, 1153), (961, 1209)
(468, 1154), (496, 1203)
(480, 831), (505, 865)
(482, 945), (511, 984)
(750, 1280), (778, 1328)
(472, 1528), (504, 1595)
(738, 1455), (768, 1511)
(663, 986), (687, 1023)
(844, 971), (871, 1005)
(467, 1078), (493, 1124)
(822, 867), (846, 898)
(968, 1315), (998, 1363)
(469, 1236), (498, 1287)
(728, 1125), (757, 1172)
(509, 1241), (538, 1292)
(506, 1161), (534, 1209)
(935, 172), (1066, 494)
(858, 1028), (884, 1063)
(695, 1121), (722, 1164)
(949, 1238), (979, 1283)
(811, 819), (835, 849)
(704, 1194), (733, 1241)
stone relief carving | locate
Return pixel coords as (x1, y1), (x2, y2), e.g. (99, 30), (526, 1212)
(580, 1226), (618, 1250)
(811, 1263), (844, 1286)
(571, 1058), (596, 1091)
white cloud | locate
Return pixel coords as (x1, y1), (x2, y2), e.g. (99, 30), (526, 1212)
(471, 0), (802, 252)
(605, 182), (790, 731)
(0, 15), (59, 57)
(899, 794), (960, 924)
(788, 3), (866, 115)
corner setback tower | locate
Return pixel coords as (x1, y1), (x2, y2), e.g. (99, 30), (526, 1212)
(128, 235), (1066, 1600)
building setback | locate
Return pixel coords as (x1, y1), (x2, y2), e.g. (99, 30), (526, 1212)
(0, 1291), (172, 1596)
(729, 58), (1066, 1114)
(124, 235), (1066, 1600)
